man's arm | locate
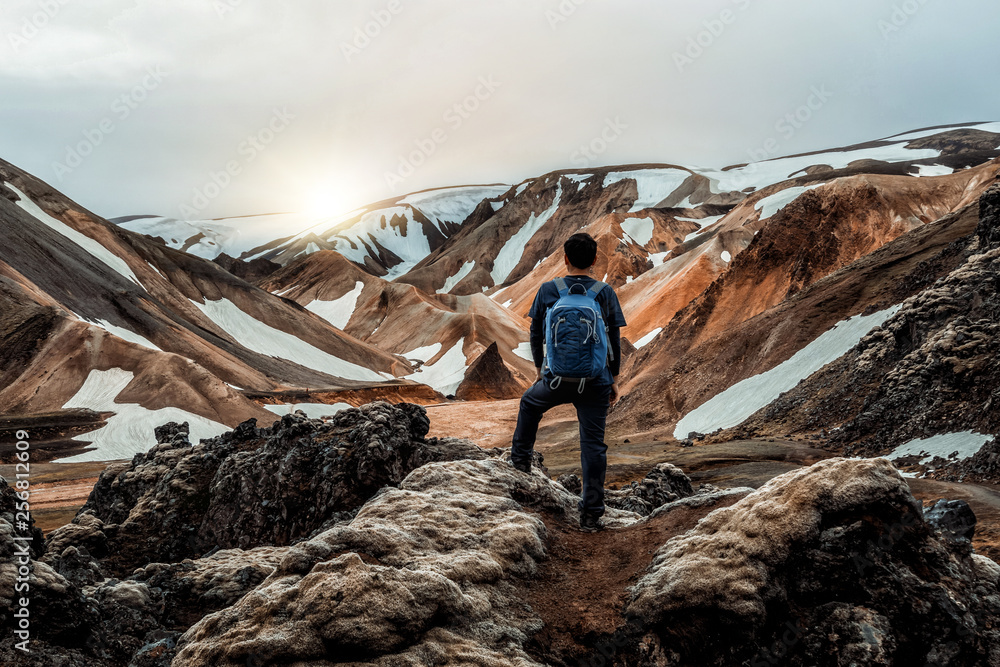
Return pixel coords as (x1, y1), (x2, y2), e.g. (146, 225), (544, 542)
(529, 316), (544, 382)
(608, 325), (622, 404)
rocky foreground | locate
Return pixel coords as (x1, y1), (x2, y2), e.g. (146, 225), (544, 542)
(2, 403), (1000, 666)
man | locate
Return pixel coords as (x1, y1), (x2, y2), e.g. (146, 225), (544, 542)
(510, 232), (626, 532)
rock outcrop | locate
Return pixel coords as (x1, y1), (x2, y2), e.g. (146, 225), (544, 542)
(561, 462), (697, 516)
(49, 402), (487, 575)
(624, 458), (1000, 666)
(8, 413), (1000, 667)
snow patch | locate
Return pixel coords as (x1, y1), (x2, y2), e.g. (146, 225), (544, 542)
(694, 142), (942, 193)
(408, 338), (467, 396)
(263, 402), (352, 420)
(621, 216), (655, 246)
(404, 342), (443, 363)
(649, 251), (671, 267)
(56, 368), (229, 463)
(721, 251), (732, 263)
(603, 169), (690, 213)
(682, 214), (725, 242)
(914, 164), (955, 177)
(673, 195), (696, 209)
(634, 328), (662, 349)
(326, 207), (428, 280)
(490, 183), (563, 286)
(887, 431), (992, 465)
(86, 318), (161, 351)
(306, 281), (365, 329)
(513, 341), (534, 362)
(191, 297), (384, 381)
(9, 184), (140, 286)
(755, 183), (826, 220)
(674, 306), (901, 439)
(438, 261), (476, 294)
(400, 185), (509, 233)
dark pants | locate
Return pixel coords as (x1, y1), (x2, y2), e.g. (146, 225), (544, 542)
(511, 379), (612, 516)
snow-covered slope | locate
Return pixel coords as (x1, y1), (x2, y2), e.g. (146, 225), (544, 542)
(116, 212), (317, 260)
(244, 185), (510, 275)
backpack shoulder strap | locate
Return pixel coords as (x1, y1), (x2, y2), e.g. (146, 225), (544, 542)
(553, 277), (569, 296)
(587, 280), (608, 298)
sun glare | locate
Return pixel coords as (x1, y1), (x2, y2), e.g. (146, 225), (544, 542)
(305, 189), (345, 218)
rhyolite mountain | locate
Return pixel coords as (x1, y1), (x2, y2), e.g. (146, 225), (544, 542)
(4, 122), (1000, 464)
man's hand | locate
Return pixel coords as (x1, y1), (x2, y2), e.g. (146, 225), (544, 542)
(535, 367), (543, 383)
(610, 382), (621, 405)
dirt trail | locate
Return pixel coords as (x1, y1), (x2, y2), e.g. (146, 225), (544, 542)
(519, 494), (745, 665)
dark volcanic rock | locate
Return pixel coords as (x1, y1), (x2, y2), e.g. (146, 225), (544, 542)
(605, 463), (696, 516)
(623, 458), (1000, 667)
(56, 402), (486, 575)
(557, 473), (582, 494)
(5, 402), (487, 666)
(1, 474), (170, 667)
(130, 546), (283, 628)
(925, 498), (977, 544)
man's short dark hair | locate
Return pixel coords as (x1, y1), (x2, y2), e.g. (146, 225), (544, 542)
(564, 233), (598, 269)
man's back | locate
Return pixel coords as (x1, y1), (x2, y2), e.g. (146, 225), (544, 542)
(528, 275), (627, 387)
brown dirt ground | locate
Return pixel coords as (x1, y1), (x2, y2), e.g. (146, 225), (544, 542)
(519, 493), (745, 665)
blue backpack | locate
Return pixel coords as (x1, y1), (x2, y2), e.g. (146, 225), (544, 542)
(543, 277), (612, 391)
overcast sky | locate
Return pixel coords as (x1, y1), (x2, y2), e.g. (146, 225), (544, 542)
(1, 0), (997, 221)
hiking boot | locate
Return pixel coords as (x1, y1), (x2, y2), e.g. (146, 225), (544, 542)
(511, 460), (531, 474)
(580, 512), (603, 533)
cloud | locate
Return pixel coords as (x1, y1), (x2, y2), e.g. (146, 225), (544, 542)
(0, 0), (997, 220)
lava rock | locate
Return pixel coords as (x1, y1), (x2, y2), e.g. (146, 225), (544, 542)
(605, 463), (695, 516)
(976, 183), (1000, 249)
(557, 473), (582, 494)
(59, 402), (486, 575)
(624, 458), (1000, 666)
(924, 498), (977, 543)
(171, 458), (641, 666)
